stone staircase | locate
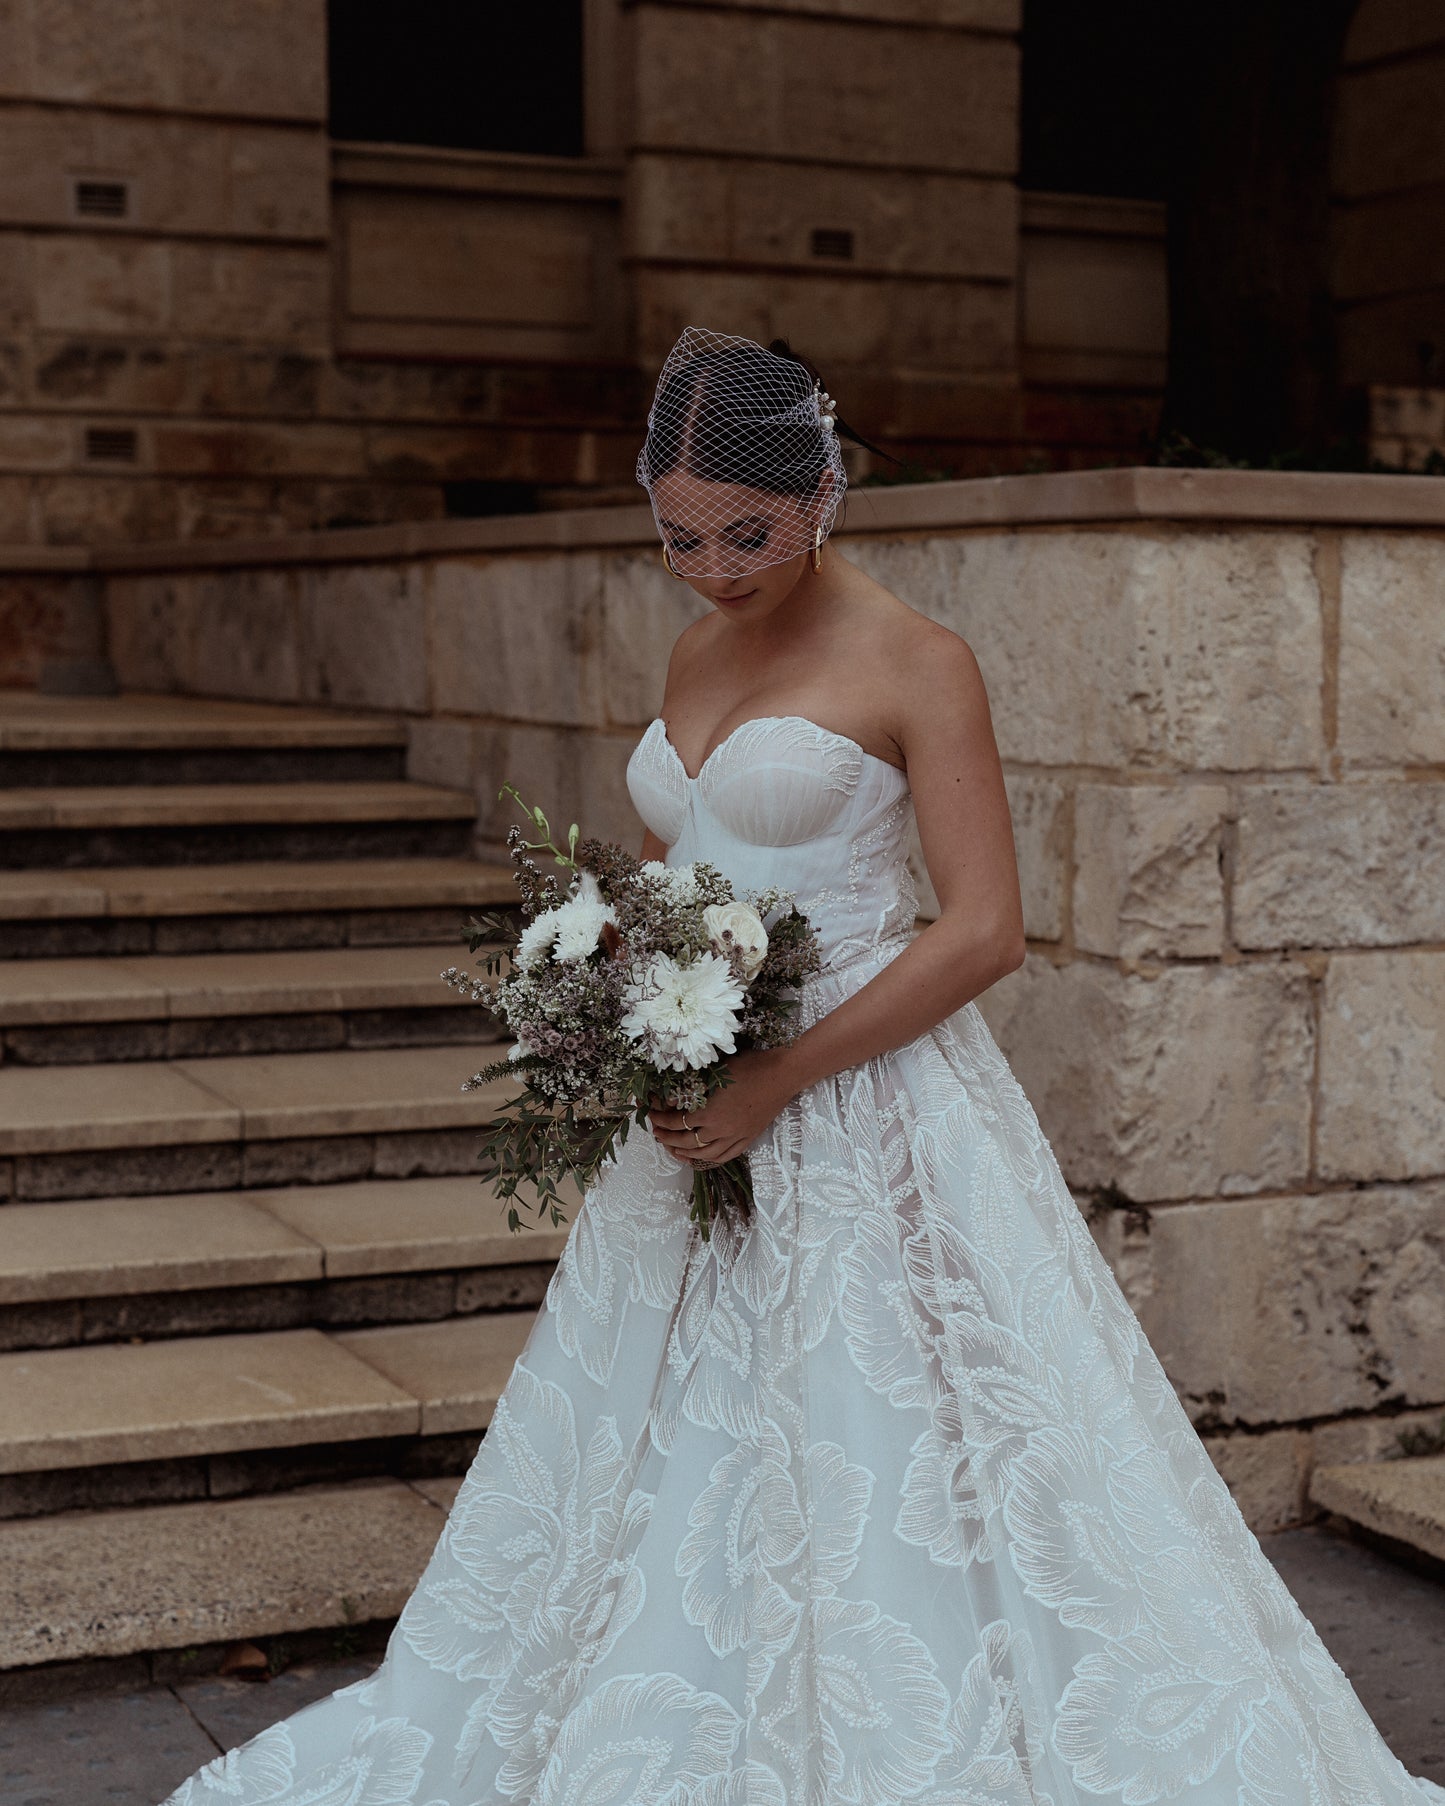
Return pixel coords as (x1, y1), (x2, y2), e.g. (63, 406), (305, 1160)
(0, 691), (567, 1676)
(1309, 1454), (1445, 1581)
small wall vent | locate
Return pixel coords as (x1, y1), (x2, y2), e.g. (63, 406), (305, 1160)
(810, 227), (855, 261)
(84, 425), (139, 463)
(72, 179), (130, 220)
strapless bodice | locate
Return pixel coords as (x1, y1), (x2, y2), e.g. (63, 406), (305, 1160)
(625, 713), (918, 972)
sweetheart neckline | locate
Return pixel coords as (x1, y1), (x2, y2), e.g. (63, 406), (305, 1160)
(649, 714), (907, 784)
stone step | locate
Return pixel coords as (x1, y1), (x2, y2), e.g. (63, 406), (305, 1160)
(2, 1474), (463, 1668)
(0, 942), (505, 1063)
(0, 1048), (518, 1201)
(0, 690), (408, 751)
(0, 856), (514, 957)
(0, 1312), (535, 1478)
(0, 1047), (515, 1155)
(0, 781), (472, 832)
(1309, 1455), (1445, 1570)
(0, 689), (412, 804)
(1, 781), (477, 871)
(0, 1170), (567, 1292)
(0, 943), (486, 1026)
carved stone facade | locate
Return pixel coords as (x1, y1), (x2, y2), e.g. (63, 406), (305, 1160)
(0, 0), (1441, 545)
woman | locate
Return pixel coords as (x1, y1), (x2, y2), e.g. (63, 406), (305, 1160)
(162, 328), (1445, 1804)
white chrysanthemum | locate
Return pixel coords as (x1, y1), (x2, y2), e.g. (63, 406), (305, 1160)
(515, 872), (617, 968)
(622, 950), (744, 1071)
(515, 907), (563, 970)
(551, 896), (617, 960)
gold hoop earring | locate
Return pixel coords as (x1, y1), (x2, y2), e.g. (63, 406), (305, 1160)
(811, 527), (823, 573)
(662, 545), (684, 580)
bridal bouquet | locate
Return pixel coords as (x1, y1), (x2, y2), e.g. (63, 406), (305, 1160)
(444, 787), (822, 1240)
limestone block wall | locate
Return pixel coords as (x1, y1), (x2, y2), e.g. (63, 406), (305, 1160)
(92, 468), (1445, 1532)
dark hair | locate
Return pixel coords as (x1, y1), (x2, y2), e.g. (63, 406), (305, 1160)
(640, 333), (890, 501)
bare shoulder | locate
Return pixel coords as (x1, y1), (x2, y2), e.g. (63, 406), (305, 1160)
(844, 572), (987, 750)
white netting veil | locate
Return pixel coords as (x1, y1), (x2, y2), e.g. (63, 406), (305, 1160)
(636, 326), (848, 579)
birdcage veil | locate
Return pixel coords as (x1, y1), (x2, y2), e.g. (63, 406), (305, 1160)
(636, 326), (848, 579)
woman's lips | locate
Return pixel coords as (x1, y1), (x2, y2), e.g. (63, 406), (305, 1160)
(713, 589), (756, 605)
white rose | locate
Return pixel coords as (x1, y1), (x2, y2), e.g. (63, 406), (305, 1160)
(702, 900), (769, 981)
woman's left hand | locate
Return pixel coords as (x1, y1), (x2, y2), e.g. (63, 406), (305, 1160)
(648, 1048), (798, 1168)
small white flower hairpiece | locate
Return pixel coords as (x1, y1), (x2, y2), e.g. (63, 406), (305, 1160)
(814, 378), (838, 434)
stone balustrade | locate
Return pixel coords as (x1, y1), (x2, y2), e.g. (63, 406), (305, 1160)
(4, 464), (1444, 1531)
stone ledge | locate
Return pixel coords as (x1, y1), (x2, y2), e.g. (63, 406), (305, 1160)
(6, 468), (1445, 577)
(1309, 1455), (1445, 1565)
(0, 1477), (448, 1667)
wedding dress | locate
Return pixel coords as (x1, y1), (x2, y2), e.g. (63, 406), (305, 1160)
(163, 712), (1445, 1806)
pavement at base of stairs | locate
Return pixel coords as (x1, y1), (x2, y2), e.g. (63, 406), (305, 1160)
(0, 1524), (1442, 1804)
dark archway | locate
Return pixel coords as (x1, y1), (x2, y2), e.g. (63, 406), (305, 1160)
(1158, 0), (1363, 463)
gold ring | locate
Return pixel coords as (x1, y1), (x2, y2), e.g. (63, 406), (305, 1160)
(682, 1111), (692, 1130)
(692, 1128), (703, 1146)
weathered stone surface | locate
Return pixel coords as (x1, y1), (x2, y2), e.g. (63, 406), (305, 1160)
(0, 106), (327, 239)
(630, 153), (1016, 279)
(853, 528), (1325, 770)
(598, 551), (711, 726)
(186, 568), (301, 701)
(1310, 1453), (1445, 1565)
(172, 0), (327, 119)
(667, 0), (1019, 24)
(0, 1682), (220, 1798)
(0, 413), (71, 471)
(171, 244), (329, 350)
(0, 1329), (418, 1473)
(1004, 774), (1067, 939)
(0, 572), (102, 689)
(406, 718), (475, 790)
(633, 6), (1018, 174)
(637, 267), (1015, 375)
(0, 1477), (439, 1667)
(299, 562), (428, 713)
(977, 955), (1315, 1201)
(1074, 782), (1226, 957)
(471, 722), (643, 853)
(432, 555), (606, 727)
(1311, 1403), (1445, 1470)
(34, 472), (183, 544)
(1338, 531), (1445, 765)
(31, 235), (170, 335)
(1319, 951), (1445, 1183)
(336, 1311), (535, 1434)
(1199, 1427), (1309, 1535)
(1235, 781), (1445, 948)
(1094, 1185), (1445, 1425)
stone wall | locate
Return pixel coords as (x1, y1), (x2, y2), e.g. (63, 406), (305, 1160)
(80, 468), (1445, 1530)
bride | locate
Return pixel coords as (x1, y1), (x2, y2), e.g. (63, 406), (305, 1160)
(162, 327), (1445, 1805)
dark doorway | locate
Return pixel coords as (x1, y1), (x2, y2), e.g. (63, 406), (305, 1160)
(327, 2), (585, 158)
(1020, 1), (1176, 199)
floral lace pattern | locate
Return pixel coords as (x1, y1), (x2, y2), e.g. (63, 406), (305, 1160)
(162, 717), (1445, 1806)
